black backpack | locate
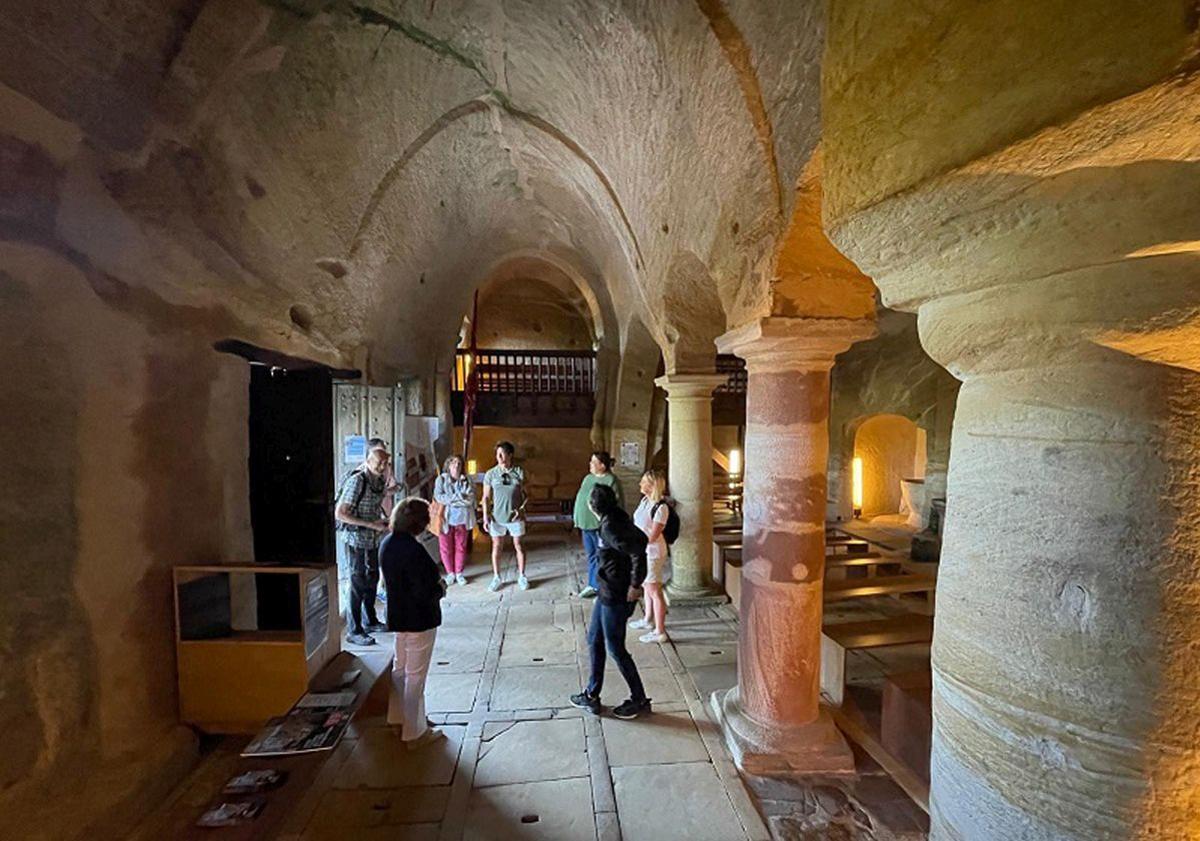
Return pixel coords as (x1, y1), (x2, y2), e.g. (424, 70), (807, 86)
(652, 500), (681, 546)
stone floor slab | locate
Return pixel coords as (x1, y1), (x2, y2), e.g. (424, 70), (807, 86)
(499, 630), (578, 667)
(302, 822), (440, 841)
(464, 777), (596, 841)
(597, 666), (684, 707)
(685, 663), (737, 700)
(601, 708), (710, 767)
(613, 762), (748, 841)
(673, 641), (738, 668)
(425, 671), (482, 713)
(337, 725), (465, 789)
(429, 631), (487, 674)
(302, 785), (450, 835)
(490, 665), (580, 710)
(474, 719), (588, 788)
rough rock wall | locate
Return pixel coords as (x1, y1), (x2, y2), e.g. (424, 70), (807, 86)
(828, 309), (958, 523)
(473, 277), (594, 350)
(0, 243), (253, 840)
(822, 0), (1195, 223)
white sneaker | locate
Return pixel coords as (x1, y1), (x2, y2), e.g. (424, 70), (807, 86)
(488, 576), (503, 592)
(629, 618), (651, 630)
(405, 727), (446, 751)
(456, 574), (467, 585)
(517, 574), (530, 591)
(639, 631), (668, 644)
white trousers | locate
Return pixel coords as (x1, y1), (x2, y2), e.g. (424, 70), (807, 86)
(387, 628), (438, 740)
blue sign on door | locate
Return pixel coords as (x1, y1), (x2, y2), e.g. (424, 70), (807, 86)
(343, 435), (367, 464)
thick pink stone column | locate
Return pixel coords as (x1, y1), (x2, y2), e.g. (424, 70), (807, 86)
(712, 317), (875, 774)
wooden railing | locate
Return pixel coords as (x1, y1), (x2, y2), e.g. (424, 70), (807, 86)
(452, 349), (596, 395)
(715, 354), (747, 394)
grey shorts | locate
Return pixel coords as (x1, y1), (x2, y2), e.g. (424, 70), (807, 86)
(487, 519), (527, 538)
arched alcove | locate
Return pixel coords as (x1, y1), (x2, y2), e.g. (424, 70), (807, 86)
(852, 413), (926, 524)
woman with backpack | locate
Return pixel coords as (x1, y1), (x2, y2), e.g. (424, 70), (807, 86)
(631, 468), (674, 643)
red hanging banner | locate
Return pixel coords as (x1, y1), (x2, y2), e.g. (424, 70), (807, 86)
(461, 289), (480, 465)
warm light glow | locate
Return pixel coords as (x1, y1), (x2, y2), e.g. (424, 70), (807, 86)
(467, 459), (478, 475)
(728, 448), (742, 476)
(852, 457), (864, 511)
(1127, 240), (1200, 258)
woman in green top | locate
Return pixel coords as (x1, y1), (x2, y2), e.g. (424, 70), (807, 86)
(573, 450), (624, 598)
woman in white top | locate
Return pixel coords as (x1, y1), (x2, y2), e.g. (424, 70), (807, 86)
(631, 468), (670, 643)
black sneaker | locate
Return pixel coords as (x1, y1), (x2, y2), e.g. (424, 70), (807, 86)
(346, 632), (376, 646)
(364, 622), (388, 634)
(569, 691), (601, 714)
(612, 698), (651, 720)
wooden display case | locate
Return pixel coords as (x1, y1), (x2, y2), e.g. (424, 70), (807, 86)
(174, 563), (340, 733)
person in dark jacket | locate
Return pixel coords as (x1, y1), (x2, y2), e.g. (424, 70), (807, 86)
(570, 483), (652, 719)
(380, 497), (447, 749)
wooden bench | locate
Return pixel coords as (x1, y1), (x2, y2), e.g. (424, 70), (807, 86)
(819, 615), (934, 706)
(827, 540), (870, 554)
(824, 552), (886, 568)
(524, 499), (573, 526)
(882, 669), (933, 785)
(823, 573), (936, 602)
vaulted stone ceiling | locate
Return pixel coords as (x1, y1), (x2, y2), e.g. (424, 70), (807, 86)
(2, 0), (830, 380)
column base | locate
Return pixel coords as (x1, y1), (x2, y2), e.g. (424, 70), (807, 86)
(664, 582), (729, 607)
(711, 687), (855, 776)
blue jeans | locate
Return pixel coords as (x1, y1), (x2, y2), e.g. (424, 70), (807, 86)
(582, 529), (601, 589)
(585, 600), (646, 702)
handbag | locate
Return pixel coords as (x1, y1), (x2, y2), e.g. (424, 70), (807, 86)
(428, 499), (446, 535)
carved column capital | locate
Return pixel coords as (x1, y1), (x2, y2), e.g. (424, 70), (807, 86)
(717, 317), (877, 373)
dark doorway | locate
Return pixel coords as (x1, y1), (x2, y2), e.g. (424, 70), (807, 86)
(248, 365), (334, 566)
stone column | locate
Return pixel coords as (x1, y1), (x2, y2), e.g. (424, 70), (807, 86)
(827, 79), (1200, 840)
(655, 373), (728, 606)
(711, 317), (874, 774)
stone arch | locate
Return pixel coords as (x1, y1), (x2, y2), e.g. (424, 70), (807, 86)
(608, 315), (664, 491)
(347, 98), (644, 269)
(466, 251), (622, 446)
(659, 251), (726, 373)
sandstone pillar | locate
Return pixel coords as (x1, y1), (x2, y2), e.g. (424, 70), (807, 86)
(711, 317), (873, 774)
(655, 373), (728, 606)
(827, 80), (1200, 840)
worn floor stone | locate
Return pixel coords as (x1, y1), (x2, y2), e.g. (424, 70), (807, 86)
(425, 672), (483, 713)
(499, 629), (579, 667)
(613, 762), (749, 841)
(474, 719), (589, 788)
(336, 724), (466, 789)
(464, 777), (597, 840)
(602, 708), (710, 767)
(491, 665), (581, 710)
(597, 666), (686, 707)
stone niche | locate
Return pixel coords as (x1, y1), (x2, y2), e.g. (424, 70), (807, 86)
(827, 308), (958, 526)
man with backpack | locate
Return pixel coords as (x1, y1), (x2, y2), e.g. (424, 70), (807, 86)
(335, 443), (391, 646)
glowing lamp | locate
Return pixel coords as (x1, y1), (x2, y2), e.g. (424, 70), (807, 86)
(852, 457), (864, 515)
(467, 459), (478, 476)
(728, 448), (742, 476)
